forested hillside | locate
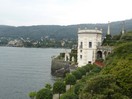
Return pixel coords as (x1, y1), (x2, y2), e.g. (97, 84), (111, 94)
(60, 32), (132, 99)
(0, 19), (132, 40)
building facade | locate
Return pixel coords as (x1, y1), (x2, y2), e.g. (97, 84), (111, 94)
(77, 28), (102, 67)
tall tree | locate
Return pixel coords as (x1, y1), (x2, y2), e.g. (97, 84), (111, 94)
(45, 83), (52, 90)
(72, 70), (82, 80)
(36, 88), (53, 99)
(53, 80), (66, 99)
(65, 73), (76, 89)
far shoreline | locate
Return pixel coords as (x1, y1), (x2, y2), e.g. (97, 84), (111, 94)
(0, 45), (71, 49)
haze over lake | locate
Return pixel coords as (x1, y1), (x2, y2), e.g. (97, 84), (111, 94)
(0, 47), (65, 99)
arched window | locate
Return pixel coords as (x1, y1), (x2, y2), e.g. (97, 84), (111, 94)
(104, 51), (107, 57)
(108, 52), (111, 55)
(97, 51), (102, 59)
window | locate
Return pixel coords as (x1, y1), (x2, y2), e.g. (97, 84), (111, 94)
(89, 42), (92, 48)
(80, 42), (83, 48)
(80, 50), (82, 52)
(80, 55), (82, 59)
(88, 61), (91, 64)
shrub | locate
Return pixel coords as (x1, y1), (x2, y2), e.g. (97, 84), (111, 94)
(61, 93), (78, 99)
(72, 70), (82, 80)
(84, 64), (96, 72)
(91, 66), (101, 73)
(102, 42), (132, 97)
(82, 65), (90, 72)
(74, 83), (84, 95)
(111, 93), (129, 99)
(36, 88), (52, 99)
(79, 74), (124, 99)
(77, 67), (86, 76)
(65, 73), (76, 89)
(84, 74), (116, 93)
(53, 80), (66, 99)
(29, 91), (36, 99)
(45, 83), (52, 90)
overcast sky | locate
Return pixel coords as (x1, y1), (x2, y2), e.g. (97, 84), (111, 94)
(0, 0), (131, 26)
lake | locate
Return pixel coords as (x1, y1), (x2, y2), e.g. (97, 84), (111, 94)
(0, 47), (65, 99)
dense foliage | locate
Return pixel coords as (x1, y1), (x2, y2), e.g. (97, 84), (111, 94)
(77, 68), (87, 76)
(72, 70), (82, 80)
(121, 31), (132, 41)
(36, 88), (53, 99)
(61, 93), (78, 99)
(29, 91), (36, 99)
(65, 73), (76, 89)
(53, 80), (66, 99)
(74, 83), (84, 95)
(80, 74), (129, 99)
(80, 42), (132, 98)
(102, 31), (132, 46)
(101, 42), (132, 97)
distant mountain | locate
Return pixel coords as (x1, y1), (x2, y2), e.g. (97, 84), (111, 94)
(0, 19), (132, 40)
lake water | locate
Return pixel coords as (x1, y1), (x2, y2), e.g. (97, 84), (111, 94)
(0, 47), (65, 99)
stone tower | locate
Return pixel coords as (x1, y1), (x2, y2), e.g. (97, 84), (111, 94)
(77, 28), (102, 67)
(107, 21), (110, 35)
(122, 21), (125, 34)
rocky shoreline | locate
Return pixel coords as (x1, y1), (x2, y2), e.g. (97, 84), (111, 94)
(51, 49), (77, 77)
(51, 59), (70, 77)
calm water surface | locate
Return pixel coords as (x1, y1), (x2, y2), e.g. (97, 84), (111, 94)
(0, 47), (65, 99)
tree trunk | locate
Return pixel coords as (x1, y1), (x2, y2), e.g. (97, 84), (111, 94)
(59, 93), (60, 99)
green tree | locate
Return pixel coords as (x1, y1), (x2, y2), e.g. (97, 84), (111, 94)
(36, 88), (53, 99)
(65, 73), (76, 89)
(77, 67), (87, 76)
(45, 83), (52, 90)
(72, 70), (82, 80)
(61, 93), (78, 99)
(82, 65), (90, 72)
(29, 91), (36, 99)
(102, 42), (132, 97)
(79, 74), (129, 99)
(91, 66), (101, 73)
(74, 83), (84, 95)
(53, 80), (66, 99)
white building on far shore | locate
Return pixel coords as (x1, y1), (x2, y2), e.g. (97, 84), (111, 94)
(77, 28), (102, 67)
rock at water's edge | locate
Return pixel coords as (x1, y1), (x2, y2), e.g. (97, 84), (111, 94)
(51, 59), (70, 77)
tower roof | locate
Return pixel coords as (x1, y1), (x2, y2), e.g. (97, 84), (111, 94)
(78, 28), (102, 34)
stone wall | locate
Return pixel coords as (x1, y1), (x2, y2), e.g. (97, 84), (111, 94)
(51, 59), (70, 77)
